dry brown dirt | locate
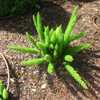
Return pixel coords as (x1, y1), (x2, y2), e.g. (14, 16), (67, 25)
(0, 0), (100, 100)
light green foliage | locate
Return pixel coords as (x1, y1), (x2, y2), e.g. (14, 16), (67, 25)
(21, 57), (46, 66)
(8, 6), (91, 89)
(47, 62), (55, 74)
(8, 45), (39, 54)
(64, 6), (78, 45)
(0, 80), (8, 100)
(64, 55), (74, 62)
(64, 65), (88, 89)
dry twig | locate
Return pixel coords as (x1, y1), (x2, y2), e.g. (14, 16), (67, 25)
(0, 53), (10, 90)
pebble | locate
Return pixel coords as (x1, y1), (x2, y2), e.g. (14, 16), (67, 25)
(32, 88), (36, 92)
(33, 70), (39, 75)
(95, 52), (100, 56)
(10, 78), (15, 83)
(41, 83), (47, 89)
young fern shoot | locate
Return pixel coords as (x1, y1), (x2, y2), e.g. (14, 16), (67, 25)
(8, 6), (91, 89)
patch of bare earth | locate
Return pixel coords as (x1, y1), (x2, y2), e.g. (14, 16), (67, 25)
(0, 0), (100, 100)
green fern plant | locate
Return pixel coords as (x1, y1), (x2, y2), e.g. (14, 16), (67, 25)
(8, 6), (91, 89)
(0, 80), (8, 100)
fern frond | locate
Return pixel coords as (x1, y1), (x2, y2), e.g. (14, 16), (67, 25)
(70, 6), (78, 19)
(26, 32), (37, 48)
(69, 32), (86, 43)
(33, 15), (37, 28)
(0, 81), (4, 96)
(49, 28), (54, 41)
(47, 62), (55, 74)
(36, 42), (47, 49)
(64, 15), (77, 44)
(50, 30), (57, 45)
(64, 6), (78, 45)
(21, 57), (46, 66)
(64, 55), (74, 62)
(33, 12), (44, 41)
(44, 26), (50, 46)
(3, 88), (8, 100)
(36, 42), (48, 55)
(53, 44), (59, 59)
(65, 64), (88, 89)
(36, 12), (44, 41)
(55, 25), (64, 54)
(66, 43), (91, 55)
(56, 25), (64, 44)
(8, 45), (39, 54)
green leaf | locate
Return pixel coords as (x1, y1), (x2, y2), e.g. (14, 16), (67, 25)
(66, 43), (91, 55)
(0, 80), (3, 85)
(0, 81), (5, 98)
(65, 15), (77, 35)
(49, 28), (54, 38)
(33, 13), (44, 41)
(65, 64), (88, 89)
(70, 6), (78, 20)
(2, 88), (8, 99)
(36, 12), (44, 41)
(33, 15), (37, 28)
(36, 42), (47, 49)
(64, 55), (74, 62)
(47, 62), (55, 74)
(36, 42), (48, 55)
(8, 45), (39, 54)
(50, 30), (57, 45)
(49, 43), (54, 49)
(55, 25), (64, 55)
(64, 15), (77, 44)
(44, 26), (50, 46)
(69, 32), (86, 43)
(64, 6), (78, 45)
(26, 32), (37, 48)
(21, 57), (46, 66)
(56, 25), (64, 44)
(0, 85), (4, 96)
(45, 55), (52, 62)
(53, 44), (59, 59)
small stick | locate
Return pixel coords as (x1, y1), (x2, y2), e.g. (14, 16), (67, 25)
(0, 53), (10, 90)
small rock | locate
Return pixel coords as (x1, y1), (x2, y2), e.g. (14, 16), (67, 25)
(95, 52), (100, 56)
(10, 78), (15, 83)
(32, 88), (36, 92)
(41, 83), (47, 89)
(33, 70), (39, 75)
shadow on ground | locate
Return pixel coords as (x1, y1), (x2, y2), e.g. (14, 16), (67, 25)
(0, 1), (70, 35)
(8, 62), (20, 100)
(70, 49), (100, 99)
(37, 49), (100, 99)
(74, 0), (97, 2)
(68, 0), (98, 7)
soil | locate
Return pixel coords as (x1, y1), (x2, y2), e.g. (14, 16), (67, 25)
(0, 0), (100, 100)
